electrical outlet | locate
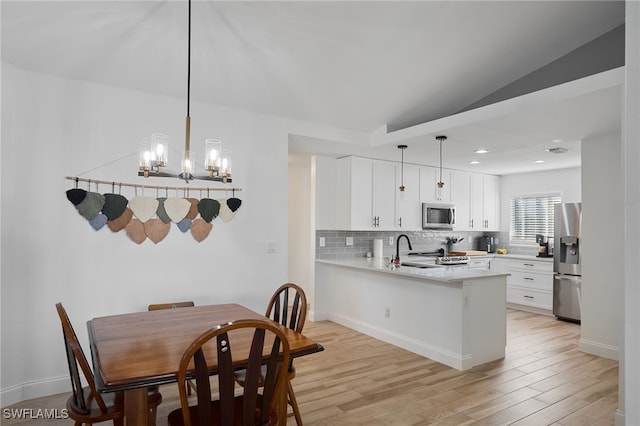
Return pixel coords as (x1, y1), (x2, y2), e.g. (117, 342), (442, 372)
(346, 237), (353, 246)
(319, 237), (325, 247)
(389, 236), (394, 245)
(384, 307), (391, 317)
(266, 242), (278, 253)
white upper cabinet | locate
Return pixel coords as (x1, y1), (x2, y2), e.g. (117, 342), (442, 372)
(336, 157), (396, 230)
(395, 163), (421, 230)
(333, 156), (500, 232)
(469, 173), (501, 231)
(451, 170), (471, 231)
(419, 166), (452, 204)
(374, 160), (397, 230)
(483, 174), (501, 230)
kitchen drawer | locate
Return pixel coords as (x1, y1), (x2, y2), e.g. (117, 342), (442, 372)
(507, 270), (553, 291)
(507, 286), (552, 310)
(506, 259), (552, 273)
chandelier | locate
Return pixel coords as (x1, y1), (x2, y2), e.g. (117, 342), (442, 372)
(138, 0), (232, 183)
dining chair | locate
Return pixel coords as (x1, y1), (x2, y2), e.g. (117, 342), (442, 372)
(148, 301), (197, 396)
(55, 303), (162, 426)
(167, 318), (291, 426)
(234, 283), (307, 425)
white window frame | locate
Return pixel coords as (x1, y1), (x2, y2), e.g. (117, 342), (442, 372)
(509, 192), (562, 246)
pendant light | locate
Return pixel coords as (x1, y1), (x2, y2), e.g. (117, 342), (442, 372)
(138, 0), (232, 183)
(435, 135), (447, 200)
(397, 144), (408, 192)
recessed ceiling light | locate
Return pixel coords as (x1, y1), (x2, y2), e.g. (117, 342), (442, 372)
(552, 139), (563, 143)
(474, 149), (489, 154)
(469, 160), (480, 165)
(534, 160), (545, 164)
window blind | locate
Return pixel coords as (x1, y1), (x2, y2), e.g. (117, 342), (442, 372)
(510, 194), (562, 244)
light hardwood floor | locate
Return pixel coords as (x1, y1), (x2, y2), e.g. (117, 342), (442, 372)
(2, 309), (618, 425)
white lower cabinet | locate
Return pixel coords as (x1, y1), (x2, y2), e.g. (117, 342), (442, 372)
(502, 258), (554, 313)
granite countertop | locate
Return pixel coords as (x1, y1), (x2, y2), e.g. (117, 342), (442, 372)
(316, 257), (510, 283)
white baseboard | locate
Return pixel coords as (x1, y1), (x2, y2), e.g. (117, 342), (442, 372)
(579, 338), (620, 361)
(327, 312), (473, 371)
(1, 376), (68, 408)
(308, 309), (329, 322)
(507, 303), (553, 317)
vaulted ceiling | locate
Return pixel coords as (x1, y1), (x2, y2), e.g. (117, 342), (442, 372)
(2, 1), (626, 174)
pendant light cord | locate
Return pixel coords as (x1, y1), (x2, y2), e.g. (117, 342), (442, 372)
(439, 138), (443, 183)
(187, 0), (191, 118)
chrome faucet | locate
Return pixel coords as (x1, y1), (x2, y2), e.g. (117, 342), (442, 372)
(394, 234), (413, 265)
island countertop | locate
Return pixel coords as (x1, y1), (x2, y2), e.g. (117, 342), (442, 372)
(316, 257), (510, 283)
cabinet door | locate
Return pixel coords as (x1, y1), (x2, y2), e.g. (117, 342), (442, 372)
(336, 156), (374, 230)
(373, 160), (397, 230)
(468, 173), (501, 231)
(483, 174), (500, 230)
(451, 170), (471, 231)
(396, 163), (420, 230)
(469, 174), (484, 230)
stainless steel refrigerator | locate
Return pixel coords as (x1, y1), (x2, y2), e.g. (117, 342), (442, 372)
(553, 202), (582, 323)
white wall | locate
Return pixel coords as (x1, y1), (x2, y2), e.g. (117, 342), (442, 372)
(580, 133), (623, 360)
(622, 1), (640, 423)
(500, 167), (581, 232)
(0, 63), (364, 405)
(287, 153), (314, 309)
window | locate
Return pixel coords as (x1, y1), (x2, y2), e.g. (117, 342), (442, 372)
(510, 193), (562, 245)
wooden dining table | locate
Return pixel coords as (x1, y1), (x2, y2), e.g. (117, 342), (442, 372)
(87, 303), (323, 426)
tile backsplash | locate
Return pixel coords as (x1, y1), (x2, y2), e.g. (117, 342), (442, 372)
(316, 230), (520, 260)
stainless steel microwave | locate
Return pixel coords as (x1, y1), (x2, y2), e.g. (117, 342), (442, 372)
(422, 203), (455, 230)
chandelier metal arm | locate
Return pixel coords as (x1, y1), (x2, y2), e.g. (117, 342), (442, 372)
(67, 176), (242, 193)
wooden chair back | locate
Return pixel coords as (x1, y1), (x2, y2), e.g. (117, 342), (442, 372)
(175, 319), (290, 426)
(148, 301), (195, 311)
(265, 283), (307, 334)
(55, 302), (108, 415)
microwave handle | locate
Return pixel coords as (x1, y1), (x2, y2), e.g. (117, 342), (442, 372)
(448, 208), (455, 225)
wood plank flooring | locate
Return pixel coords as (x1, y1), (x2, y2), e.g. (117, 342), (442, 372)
(2, 309), (618, 425)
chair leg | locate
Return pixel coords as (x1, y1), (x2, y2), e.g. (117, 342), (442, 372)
(287, 379), (303, 426)
(148, 406), (158, 426)
(113, 418), (125, 426)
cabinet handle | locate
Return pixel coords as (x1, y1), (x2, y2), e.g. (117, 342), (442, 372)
(524, 295), (534, 299)
(398, 217), (402, 227)
(470, 219), (474, 228)
(524, 277), (534, 281)
(523, 263), (535, 267)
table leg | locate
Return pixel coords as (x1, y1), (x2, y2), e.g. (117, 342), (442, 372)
(124, 388), (148, 426)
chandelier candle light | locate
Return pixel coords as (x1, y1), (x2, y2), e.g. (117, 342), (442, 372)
(138, 0), (232, 183)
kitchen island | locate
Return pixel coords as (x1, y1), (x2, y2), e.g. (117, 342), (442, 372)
(314, 258), (509, 370)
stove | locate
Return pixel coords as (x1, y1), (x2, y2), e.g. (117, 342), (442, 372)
(436, 256), (470, 265)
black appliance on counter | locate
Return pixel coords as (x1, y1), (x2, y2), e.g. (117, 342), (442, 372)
(536, 234), (553, 258)
(480, 236), (498, 253)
